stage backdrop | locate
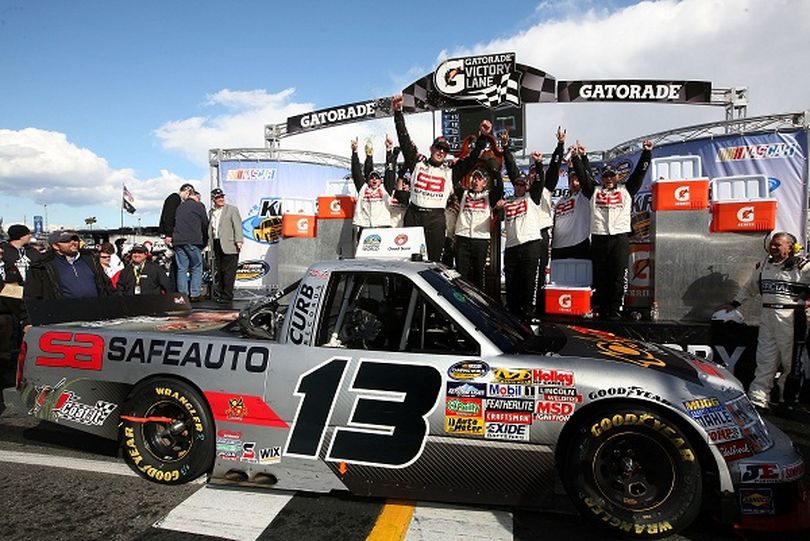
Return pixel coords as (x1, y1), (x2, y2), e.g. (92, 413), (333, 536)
(218, 160), (350, 288)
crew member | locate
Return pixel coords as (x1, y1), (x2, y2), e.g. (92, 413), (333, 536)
(350, 136), (396, 237)
(159, 182), (195, 292)
(208, 188), (244, 303)
(391, 94), (489, 261)
(551, 156), (591, 260)
(117, 244), (170, 295)
(574, 140), (653, 320)
(500, 128), (565, 319)
(454, 167), (503, 289)
(722, 232), (810, 410)
(172, 191), (209, 301)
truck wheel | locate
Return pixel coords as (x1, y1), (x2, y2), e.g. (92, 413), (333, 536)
(120, 378), (214, 485)
(561, 405), (702, 539)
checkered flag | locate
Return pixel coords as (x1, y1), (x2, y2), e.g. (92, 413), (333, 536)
(468, 71), (523, 108)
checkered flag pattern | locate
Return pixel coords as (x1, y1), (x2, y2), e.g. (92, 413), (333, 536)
(468, 71), (523, 107)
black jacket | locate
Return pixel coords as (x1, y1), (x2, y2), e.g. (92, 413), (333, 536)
(172, 199), (209, 246)
(0, 242), (41, 284)
(159, 193), (182, 237)
(116, 261), (170, 296)
(24, 250), (114, 300)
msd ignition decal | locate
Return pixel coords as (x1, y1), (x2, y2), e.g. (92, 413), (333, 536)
(287, 281), (323, 346)
(446, 382), (486, 398)
(285, 358), (442, 468)
(491, 367), (532, 385)
(36, 332), (104, 370)
(534, 400), (575, 422)
(244, 198), (282, 245)
(448, 360), (489, 381)
(107, 337), (270, 372)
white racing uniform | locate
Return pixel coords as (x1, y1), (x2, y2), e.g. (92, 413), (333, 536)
(353, 184), (393, 228)
(733, 255), (810, 407)
(552, 190), (591, 249)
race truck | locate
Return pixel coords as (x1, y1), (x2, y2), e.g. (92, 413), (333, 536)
(5, 258), (809, 539)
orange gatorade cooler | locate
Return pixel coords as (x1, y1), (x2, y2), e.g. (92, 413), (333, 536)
(544, 286), (592, 315)
(317, 195), (355, 219)
(710, 200), (777, 232)
(652, 178), (709, 211)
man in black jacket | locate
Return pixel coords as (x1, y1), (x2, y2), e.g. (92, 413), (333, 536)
(116, 244), (170, 295)
(172, 191), (209, 300)
(1, 224), (40, 284)
(159, 183), (194, 292)
(25, 230), (114, 300)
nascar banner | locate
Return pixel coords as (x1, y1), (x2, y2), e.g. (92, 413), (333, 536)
(401, 52), (556, 113)
(286, 97), (394, 135)
(556, 80), (712, 103)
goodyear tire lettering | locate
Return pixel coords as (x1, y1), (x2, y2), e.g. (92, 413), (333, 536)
(564, 406), (702, 539)
(120, 379), (214, 485)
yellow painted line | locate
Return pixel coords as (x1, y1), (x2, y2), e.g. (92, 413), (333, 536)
(366, 499), (416, 541)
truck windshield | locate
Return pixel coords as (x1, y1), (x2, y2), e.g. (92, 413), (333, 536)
(419, 268), (535, 353)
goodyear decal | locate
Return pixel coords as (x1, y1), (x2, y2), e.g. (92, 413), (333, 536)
(448, 360), (489, 381)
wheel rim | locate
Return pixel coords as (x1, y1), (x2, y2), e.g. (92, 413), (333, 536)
(141, 400), (194, 463)
(591, 431), (676, 512)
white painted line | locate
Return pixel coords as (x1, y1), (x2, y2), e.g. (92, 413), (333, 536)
(0, 449), (137, 477)
(404, 502), (513, 541)
(154, 485), (295, 541)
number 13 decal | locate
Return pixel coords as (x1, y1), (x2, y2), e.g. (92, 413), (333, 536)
(284, 358), (442, 467)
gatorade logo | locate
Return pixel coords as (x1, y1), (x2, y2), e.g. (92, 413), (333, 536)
(674, 186), (690, 202)
(737, 206), (755, 223)
(329, 199), (342, 213)
(558, 294), (572, 309)
(297, 218), (310, 232)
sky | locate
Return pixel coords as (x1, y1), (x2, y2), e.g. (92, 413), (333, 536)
(1, 0), (808, 231)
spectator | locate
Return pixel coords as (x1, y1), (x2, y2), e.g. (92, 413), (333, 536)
(721, 232), (810, 411)
(117, 244), (170, 295)
(442, 193), (460, 268)
(98, 242), (124, 285)
(551, 154), (592, 260)
(159, 183), (195, 292)
(172, 191), (209, 301)
(454, 167), (503, 289)
(1, 224), (40, 283)
(0, 243), (25, 390)
(573, 140), (653, 320)
(391, 94), (489, 261)
(208, 188), (244, 303)
(500, 128), (565, 319)
(25, 230), (114, 300)
(350, 136), (396, 236)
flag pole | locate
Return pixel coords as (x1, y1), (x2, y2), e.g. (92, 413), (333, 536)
(120, 183), (124, 229)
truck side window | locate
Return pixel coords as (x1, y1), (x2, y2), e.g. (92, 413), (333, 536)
(317, 272), (414, 352)
(404, 293), (479, 355)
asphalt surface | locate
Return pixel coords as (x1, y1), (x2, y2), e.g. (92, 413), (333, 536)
(1, 392), (809, 541)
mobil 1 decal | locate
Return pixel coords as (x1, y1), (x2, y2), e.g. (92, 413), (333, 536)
(284, 358), (441, 468)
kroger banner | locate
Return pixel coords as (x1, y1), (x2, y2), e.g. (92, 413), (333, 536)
(218, 160), (349, 288)
(609, 129), (808, 244)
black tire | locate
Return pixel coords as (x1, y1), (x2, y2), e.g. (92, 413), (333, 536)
(120, 378), (214, 485)
(561, 405), (703, 539)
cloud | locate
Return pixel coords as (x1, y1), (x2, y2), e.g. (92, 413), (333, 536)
(0, 128), (201, 215)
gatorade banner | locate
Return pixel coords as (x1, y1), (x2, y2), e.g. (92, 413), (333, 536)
(286, 97), (394, 135)
(556, 80), (712, 103)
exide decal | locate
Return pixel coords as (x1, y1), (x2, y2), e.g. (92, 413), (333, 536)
(37, 332), (104, 371)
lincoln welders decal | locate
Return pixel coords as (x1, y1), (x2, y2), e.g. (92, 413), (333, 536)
(107, 337), (269, 372)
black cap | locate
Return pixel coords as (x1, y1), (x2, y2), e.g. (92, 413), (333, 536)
(47, 230), (80, 245)
(431, 137), (451, 152)
(471, 168), (490, 181)
(211, 188), (225, 198)
(130, 244), (148, 254)
(7, 224), (31, 241)
(366, 170), (382, 181)
(179, 183), (195, 193)
(602, 166), (617, 178)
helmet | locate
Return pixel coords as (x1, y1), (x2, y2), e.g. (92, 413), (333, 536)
(711, 309), (744, 324)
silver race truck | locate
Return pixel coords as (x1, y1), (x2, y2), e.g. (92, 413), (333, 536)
(5, 259), (807, 538)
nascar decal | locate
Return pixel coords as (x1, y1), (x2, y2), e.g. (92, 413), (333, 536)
(485, 422), (530, 442)
(740, 489), (775, 516)
(491, 367), (532, 385)
(287, 281), (323, 346)
(107, 337), (270, 372)
(204, 392), (288, 428)
(448, 360), (489, 381)
(285, 358), (442, 468)
(236, 260), (271, 282)
(446, 382), (486, 398)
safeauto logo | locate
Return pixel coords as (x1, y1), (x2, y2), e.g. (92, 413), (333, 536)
(715, 142), (800, 162)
